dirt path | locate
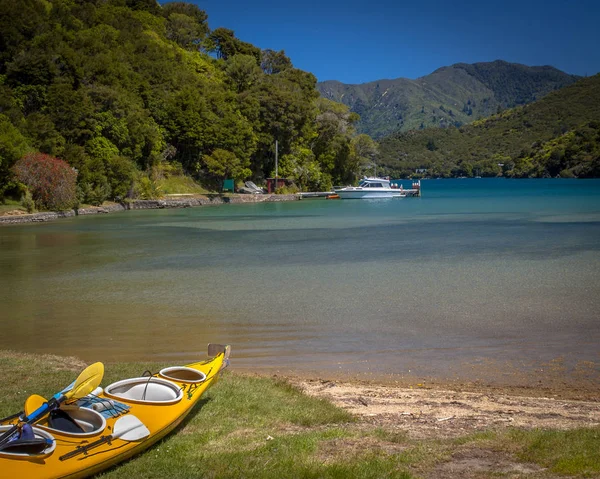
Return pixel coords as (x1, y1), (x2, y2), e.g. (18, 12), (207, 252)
(296, 379), (600, 439)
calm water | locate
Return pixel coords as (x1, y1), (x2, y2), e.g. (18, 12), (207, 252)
(1, 179), (599, 385)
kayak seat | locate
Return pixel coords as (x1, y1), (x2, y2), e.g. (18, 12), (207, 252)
(104, 377), (183, 405)
(49, 410), (84, 434)
(40, 406), (107, 437)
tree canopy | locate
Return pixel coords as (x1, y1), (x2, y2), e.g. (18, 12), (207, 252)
(0, 0), (369, 205)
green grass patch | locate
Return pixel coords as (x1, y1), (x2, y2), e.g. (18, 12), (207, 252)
(0, 351), (88, 417)
(158, 175), (209, 195)
(510, 428), (600, 477)
(0, 199), (26, 215)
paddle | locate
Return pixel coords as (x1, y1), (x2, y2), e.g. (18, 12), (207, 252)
(24, 394), (46, 417)
(0, 362), (104, 448)
(59, 415), (150, 461)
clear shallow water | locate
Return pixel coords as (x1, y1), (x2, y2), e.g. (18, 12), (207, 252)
(1, 179), (599, 385)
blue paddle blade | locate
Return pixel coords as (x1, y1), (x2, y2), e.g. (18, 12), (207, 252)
(60, 381), (76, 394)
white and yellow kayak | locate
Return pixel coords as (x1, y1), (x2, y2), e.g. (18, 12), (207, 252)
(0, 344), (230, 479)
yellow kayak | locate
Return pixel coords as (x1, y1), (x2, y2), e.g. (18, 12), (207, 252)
(0, 344), (230, 479)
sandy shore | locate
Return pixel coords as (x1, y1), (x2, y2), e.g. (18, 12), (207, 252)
(292, 377), (600, 440)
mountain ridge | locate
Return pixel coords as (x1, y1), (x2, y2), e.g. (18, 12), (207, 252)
(376, 73), (600, 179)
(317, 60), (580, 138)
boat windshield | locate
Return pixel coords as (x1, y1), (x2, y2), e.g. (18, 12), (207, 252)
(359, 180), (385, 188)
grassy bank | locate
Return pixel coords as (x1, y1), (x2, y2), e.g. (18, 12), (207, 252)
(1, 351), (598, 478)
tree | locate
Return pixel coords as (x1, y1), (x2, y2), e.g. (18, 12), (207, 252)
(426, 138), (437, 151)
(12, 152), (77, 210)
(352, 134), (379, 177)
(0, 113), (31, 198)
(312, 98), (359, 184)
(206, 28), (260, 62)
(261, 49), (292, 75)
(162, 2), (209, 46)
(201, 148), (251, 184)
(225, 55), (261, 93)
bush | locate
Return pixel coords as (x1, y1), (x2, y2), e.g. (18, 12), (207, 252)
(136, 175), (161, 199)
(12, 153), (77, 211)
(21, 190), (35, 213)
(275, 184), (299, 194)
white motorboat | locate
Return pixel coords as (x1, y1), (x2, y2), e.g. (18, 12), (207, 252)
(334, 177), (406, 199)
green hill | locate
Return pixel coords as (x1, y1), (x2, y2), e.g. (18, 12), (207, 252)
(0, 0), (365, 204)
(377, 74), (600, 178)
(317, 60), (580, 138)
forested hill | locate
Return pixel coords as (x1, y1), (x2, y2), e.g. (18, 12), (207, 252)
(377, 74), (600, 179)
(317, 61), (580, 138)
(0, 0), (374, 206)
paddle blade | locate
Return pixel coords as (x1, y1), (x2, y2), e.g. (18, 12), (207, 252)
(24, 395), (47, 417)
(63, 362), (104, 401)
(113, 415), (150, 442)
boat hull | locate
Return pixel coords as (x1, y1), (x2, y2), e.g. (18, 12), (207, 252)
(0, 346), (230, 479)
(335, 189), (405, 199)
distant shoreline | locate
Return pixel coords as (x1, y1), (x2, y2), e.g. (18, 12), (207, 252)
(0, 193), (300, 226)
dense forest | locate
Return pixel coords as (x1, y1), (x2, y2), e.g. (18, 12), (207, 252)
(377, 74), (600, 179)
(0, 0), (377, 209)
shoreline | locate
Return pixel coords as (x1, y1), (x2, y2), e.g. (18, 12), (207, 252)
(293, 377), (600, 440)
(0, 193), (300, 225)
(2, 350), (598, 442)
(3, 350), (598, 477)
(254, 368), (600, 402)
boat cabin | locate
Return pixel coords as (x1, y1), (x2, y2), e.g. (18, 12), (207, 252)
(358, 177), (391, 188)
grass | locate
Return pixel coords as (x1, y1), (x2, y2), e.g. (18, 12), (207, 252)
(0, 199), (27, 215)
(158, 175), (209, 195)
(510, 428), (600, 477)
(1, 350), (598, 478)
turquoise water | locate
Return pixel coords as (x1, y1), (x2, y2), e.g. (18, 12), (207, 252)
(1, 179), (599, 385)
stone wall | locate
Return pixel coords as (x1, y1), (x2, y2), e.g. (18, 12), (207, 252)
(0, 194), (300, 225)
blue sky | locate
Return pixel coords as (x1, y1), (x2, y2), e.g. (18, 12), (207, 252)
(182, 0), (600, 84)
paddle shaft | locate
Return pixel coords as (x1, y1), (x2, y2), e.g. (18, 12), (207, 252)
(0, 411), (24, 423)
(0, 397), (62, 448)
(0, 362), (103, 448)
(59, 422), (145, 461)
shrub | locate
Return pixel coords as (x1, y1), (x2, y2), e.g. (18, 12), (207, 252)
(275, 184), (299, 194)
(107, 155), (137, 199)
(12, 153), (77, 211)
(136, 175), (161, 199)
(21, 190), (35, 213)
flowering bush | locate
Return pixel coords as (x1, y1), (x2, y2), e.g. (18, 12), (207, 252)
(12, 153), (77, 211)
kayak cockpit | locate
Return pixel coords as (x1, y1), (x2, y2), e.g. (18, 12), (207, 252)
(159, 366), (206, 383)
(104, 377), (182, 405)
(36, 406), (107, 438)
(0, 425), (56, 459)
